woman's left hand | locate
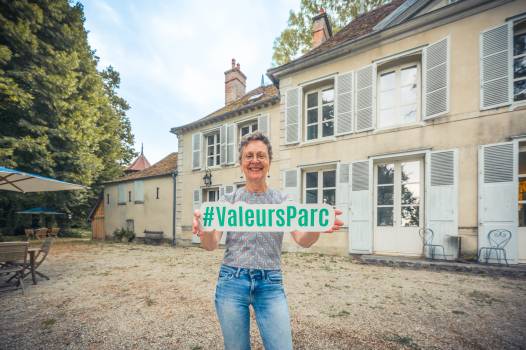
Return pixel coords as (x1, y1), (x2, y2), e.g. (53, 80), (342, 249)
(324, 208), (344, 233)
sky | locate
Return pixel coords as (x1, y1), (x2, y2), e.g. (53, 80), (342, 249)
(81, 0), (300, 164)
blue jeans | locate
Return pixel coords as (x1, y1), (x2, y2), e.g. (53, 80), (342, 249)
(214, 264), (293, 350)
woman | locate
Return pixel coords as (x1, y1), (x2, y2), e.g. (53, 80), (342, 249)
(193, 132), (343, 350)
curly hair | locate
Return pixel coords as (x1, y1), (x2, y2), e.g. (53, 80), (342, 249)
(238, 132), (273, 163)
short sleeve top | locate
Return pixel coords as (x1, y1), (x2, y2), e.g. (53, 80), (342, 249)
(220, 186), (287, 270)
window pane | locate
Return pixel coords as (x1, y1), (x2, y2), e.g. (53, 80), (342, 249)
(377, 185), (394, 205)
(401, 206), (419, 227)
(251, 123), (258, 131)
(401, 161), (420, 183)
(208, 146), (214, 156)
(306, 172), (318, 188)
(401, 184), (420, 205)
(322, 89), (334, 104)
(216, 154), (220, 165)
(378, 164), (394, 184)
(323, 170), (336, 188)
(307, 125), (318, 140)
(380, 90), (395, 109)
(377, 207), (393, 226)
(322, 120), (334, 137)
(307, 92), (318, 108)
(401, 85), (417, 104)
(514, 57), (526, 79)
(400, 105), (417, 123)
(514, 32), (526, 56)
(379, 108), (397, 128)
(380, 71), (395, 91)
(241, 126), (249, 136)
(306, 189), (318, 203)
(519, 178), (526, 202)
(307, 109), (318, 124)
(520, 203), (526, 227)
(514, 80), (526, 102)
(207, 157), (213, 167)
(209, 191), (216, 202)
(401, 66), (417, 86)
(207, 135), (214, 145)
(519, 150), (526, 175)
(323, 189), (335, 206)
(322, 105), (334, 120)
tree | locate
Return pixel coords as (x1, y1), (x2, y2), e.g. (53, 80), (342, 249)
(272, 0), (389, 66)
(0, 0), (135, 231)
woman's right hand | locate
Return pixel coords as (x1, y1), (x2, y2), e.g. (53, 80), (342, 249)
(193, 209), (202, 236)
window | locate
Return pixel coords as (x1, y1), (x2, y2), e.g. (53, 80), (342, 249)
(156, 187), (160, 199)
(134, 180), (144, 203)
(128, 191), (132, 202)
(305, 87), (334, 141)
(106, 194), (110, 205)
(400, 161), (421, 227)
(118, 184), (126, 205)
(513, 20), (526, 102)
(206, 132), (220, 167)
(519, 142), (526, 227)
(304, 169), (336, 205)
(239, 120), (258, 139)
(376, 164), (394, 226)
(204, 188), (219, 202)
(377, 63), (419, 128)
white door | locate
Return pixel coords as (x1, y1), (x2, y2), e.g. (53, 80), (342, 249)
(374, 158), (423, 256)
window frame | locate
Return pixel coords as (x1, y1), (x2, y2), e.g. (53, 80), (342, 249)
(303, 85), (335, 142)
(238, 119), (258, 140)
(204, 131), (221, 168)
(376, 61), (422, 131)
(512, 19), (526, 104)
(302, 168), (337, 206)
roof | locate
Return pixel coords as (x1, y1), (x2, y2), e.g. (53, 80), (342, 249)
(105, 152), (178, 184)
(170, 84), (279, 134)
(267, 0), (407, 80)
(126, 152), (151, 172)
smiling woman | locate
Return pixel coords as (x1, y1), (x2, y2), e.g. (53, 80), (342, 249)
(192, 132), (343, 349)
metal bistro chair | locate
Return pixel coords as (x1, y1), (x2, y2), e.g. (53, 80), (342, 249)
(0, 242), (28, 293)
(419, 228), (446, 260)
(478, 229), (512, 266)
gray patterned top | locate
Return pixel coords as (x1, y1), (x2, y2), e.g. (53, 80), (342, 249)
(221, 187), (287, 270)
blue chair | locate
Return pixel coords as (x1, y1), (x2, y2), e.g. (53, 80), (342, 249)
(419, 228), (446, 260)
(478, 229), (511, 266)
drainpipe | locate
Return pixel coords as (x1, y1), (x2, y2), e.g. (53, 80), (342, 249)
(171, 170), (178, 246)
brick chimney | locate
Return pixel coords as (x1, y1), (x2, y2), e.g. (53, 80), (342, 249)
(224, 58), (246, 105)
(312, 8), (332, 49)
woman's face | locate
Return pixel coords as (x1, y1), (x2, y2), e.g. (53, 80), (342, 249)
(241, 140), (270, 183)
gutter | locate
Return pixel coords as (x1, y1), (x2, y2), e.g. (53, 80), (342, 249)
(171, 170), (178, 246)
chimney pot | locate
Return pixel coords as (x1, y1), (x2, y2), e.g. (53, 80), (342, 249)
(231, 58), (236, 68)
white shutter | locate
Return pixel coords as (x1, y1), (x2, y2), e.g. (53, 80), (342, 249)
(192, 189), (202, 243)
(226, 124), (236, 164)
(355, 65), (375, 132)
(191, 132), (202, 170)
(423, 37), (449, 119)
(258, 113), (270, 137)
(285, 87), (301, 144)
(425, 149), (458, 259)
(220, 124), (227, 165)
(336, 162), (351, 226)
(480, 23), (512, 110)
(478, 142), (518, 263)
(282, 169), (300, 202)
(349, 160), (372, 253)
(335, 71), (354, 135)
(133, 180), (144, 202)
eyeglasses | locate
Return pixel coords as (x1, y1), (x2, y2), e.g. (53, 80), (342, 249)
(243, 153), (268, 162)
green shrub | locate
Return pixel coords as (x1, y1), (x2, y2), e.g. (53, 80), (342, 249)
(123, 229), (135, 242)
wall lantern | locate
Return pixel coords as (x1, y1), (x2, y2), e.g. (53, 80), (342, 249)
(203, 169), (212, 187)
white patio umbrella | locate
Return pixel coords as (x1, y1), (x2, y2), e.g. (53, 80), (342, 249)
(0, 166), (86, 193)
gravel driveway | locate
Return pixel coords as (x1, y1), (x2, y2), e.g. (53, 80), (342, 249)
(0, 240), (525, 349)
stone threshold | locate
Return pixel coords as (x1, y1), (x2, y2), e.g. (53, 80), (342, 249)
(356, 254), (526, 278)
